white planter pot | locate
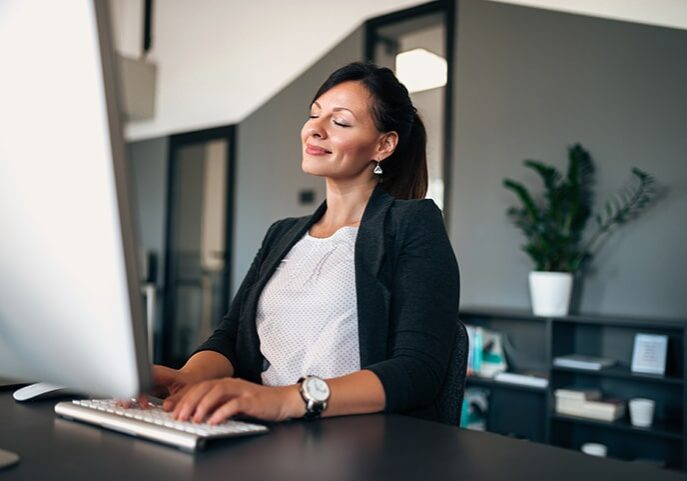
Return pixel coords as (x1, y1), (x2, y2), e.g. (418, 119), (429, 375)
(529, 271), (574, 317)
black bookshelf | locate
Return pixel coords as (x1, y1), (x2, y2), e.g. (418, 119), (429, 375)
(461, 308), (687, 471)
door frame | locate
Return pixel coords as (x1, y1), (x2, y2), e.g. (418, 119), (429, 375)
(364, 0), (456, 226)
(161, 125), (237, 367)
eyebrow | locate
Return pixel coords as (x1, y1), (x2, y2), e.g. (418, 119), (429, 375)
(311, 101), (357, 119)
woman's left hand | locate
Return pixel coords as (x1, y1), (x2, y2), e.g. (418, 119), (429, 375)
(162, 378), (305, 424)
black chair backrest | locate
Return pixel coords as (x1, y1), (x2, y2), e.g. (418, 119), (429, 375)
(435, 319), (469, 426)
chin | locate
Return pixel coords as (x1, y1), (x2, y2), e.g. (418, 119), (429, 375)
(301, 159), (329, 177)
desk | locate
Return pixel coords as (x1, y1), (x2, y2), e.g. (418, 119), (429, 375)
(0, 392), (684, 481)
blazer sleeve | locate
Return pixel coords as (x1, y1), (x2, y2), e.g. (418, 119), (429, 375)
(365, 200), (460, 413)
(192, 221), (280, 371)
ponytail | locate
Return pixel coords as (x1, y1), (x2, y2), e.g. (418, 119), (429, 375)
(379, 111), (428, 200)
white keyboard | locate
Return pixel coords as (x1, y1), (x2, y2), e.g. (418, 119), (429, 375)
(55, 399), (269, 451)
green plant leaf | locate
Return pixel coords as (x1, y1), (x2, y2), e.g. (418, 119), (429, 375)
(503, 179), (539, 223)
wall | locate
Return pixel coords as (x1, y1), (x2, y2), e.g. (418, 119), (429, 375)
(116, 0), (422, 141)
(450, 0), (687, 318)
(230, 27), (364, 295)
(486, 0), (687, 31)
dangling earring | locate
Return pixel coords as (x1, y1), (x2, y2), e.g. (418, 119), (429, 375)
(373, 160), (383, 175)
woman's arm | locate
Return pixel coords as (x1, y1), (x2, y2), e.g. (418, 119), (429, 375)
(181, 350), (235, 380)
(364, 200), (460, 413)
(161, 369), (386, 423)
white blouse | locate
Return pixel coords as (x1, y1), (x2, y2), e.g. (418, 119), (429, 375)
(256, 226), (360, 386)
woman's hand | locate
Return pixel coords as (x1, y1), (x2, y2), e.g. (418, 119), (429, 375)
(123, 365), (200, 408)
(162, 378), (305, 424)
(149, 365), (199, 398)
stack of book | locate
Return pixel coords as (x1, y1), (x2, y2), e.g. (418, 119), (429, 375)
(554, 388), (625, 422)
(553, 354), (616, 371)
(494, 372), (548, 388)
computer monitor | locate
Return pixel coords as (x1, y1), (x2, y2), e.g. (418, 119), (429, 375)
(0, 0), (151, 399)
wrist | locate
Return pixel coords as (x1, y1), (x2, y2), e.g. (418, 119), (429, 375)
(281, 384), (306, 420)
(178, 365), (205, 384)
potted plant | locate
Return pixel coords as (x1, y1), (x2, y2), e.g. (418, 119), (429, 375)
(503, 144), (657, 316)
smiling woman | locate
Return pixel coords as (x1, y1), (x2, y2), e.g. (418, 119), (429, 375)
(140, 62), (460, 426)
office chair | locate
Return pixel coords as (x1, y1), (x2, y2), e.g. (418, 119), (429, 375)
(435, 319), (469, 426)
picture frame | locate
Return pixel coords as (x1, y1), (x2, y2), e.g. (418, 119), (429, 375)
(631, 333), (668, 375)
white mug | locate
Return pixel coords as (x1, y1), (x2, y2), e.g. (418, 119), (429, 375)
(629, 398), (655, 427)
(581, 442), (607, 457)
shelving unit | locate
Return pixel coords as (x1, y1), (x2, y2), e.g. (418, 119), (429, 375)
(461, 307), (687, 471)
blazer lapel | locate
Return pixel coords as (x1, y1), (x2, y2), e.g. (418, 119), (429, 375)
(355, 185), (395, 367)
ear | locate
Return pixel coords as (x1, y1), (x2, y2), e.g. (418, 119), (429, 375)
(375, 131), (399, 161)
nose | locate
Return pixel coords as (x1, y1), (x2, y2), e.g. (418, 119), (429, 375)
(305, 116), (327, 140)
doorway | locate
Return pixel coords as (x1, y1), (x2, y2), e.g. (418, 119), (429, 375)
(161, 126), (236, 367)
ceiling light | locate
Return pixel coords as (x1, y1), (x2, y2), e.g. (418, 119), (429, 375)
(395, 48), (447, 93)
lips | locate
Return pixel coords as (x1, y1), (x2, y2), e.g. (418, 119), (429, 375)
(305, 144), (331, 155)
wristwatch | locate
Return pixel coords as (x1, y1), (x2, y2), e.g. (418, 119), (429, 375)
(298, 375), (330, 419)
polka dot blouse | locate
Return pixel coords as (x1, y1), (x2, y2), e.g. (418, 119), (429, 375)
(256, 226), (360, 386)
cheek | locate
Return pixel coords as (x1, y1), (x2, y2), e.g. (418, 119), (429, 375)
(331, 134), (376, 160)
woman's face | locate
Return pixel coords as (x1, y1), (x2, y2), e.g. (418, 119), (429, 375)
(301, 80), (396, 181)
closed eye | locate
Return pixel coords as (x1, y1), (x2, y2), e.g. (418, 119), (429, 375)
(333, 120), (351, 128)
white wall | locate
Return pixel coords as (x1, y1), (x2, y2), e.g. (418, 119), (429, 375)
(111, 0), (424, 141)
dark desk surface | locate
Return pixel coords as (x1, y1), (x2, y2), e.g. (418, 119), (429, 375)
(0, 392), (684, 481)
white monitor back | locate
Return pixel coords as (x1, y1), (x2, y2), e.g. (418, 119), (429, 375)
(0, 0), (150, 398)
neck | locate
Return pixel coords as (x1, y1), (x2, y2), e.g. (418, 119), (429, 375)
(319, 178), (378, 229)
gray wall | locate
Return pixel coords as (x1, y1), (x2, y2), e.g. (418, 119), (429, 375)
(450, 0), (687, 318)
(231, 27), (364, 294)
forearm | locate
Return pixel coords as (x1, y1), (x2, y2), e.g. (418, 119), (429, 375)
(282, 369), (386, 419)
(181, 350), (235, 381)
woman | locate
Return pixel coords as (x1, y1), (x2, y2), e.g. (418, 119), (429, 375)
(152, 62), (460, 425)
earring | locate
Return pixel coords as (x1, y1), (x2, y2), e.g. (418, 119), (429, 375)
(373, 161), (383, 175)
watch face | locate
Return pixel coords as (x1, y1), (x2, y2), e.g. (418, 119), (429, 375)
(305, 377), (330, 402)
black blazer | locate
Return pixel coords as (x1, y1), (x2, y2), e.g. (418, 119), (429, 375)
(196, 184), (460, 420)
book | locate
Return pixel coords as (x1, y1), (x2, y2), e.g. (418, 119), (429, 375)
(465, 325), (507, 378)
(555, 397), (625, 422)
(494, 372), (548, 388)
(554, 386), (626, 422)
(553, 354), (616, 371)
(554, 388), (602, 401)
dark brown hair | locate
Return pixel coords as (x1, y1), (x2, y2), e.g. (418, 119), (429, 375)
(312, 62), (428, 200)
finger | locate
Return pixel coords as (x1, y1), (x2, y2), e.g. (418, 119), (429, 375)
(162, 385), (191, 412)
(172, 383), (214, 421)
(137, 394), (150, 409)
(192, 385), (231, 423)
(150, 365), (180, 397)
(207, 398), (244, 425)
(115, 398), (135, 408)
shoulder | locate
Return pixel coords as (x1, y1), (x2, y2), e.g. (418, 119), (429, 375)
(387, 197), (444, 234)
